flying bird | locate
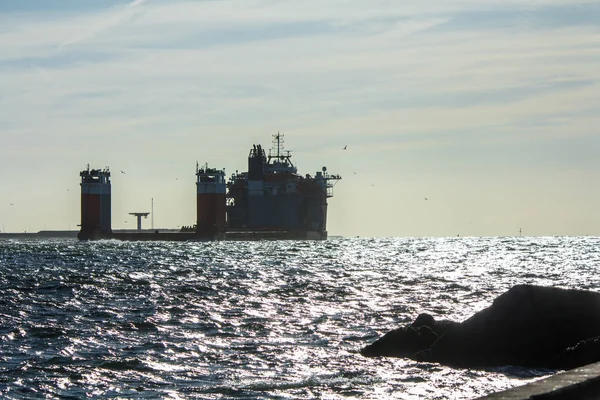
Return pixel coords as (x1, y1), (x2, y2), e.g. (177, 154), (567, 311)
(120, 170), (126, 174)
(424, 198), (428, 200)
(9, 203), (14, 206)
(343, 145), (347, 150)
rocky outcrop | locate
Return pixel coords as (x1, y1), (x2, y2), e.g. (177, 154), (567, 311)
(549, 336), (600, 370)
(360, 313), (459, 358)
(361, 285), (600, 369)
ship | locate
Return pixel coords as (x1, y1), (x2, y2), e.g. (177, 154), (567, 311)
(77, 134), (341, 241)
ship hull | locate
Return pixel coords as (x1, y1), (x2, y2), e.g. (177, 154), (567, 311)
(77, 230), (326, 241)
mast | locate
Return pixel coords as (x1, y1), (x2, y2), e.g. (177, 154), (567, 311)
(272, 132), (284, 160)
(268, 132), (294, 170)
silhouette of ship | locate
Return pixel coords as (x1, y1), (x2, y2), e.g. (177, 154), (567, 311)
(78, 134), (341, 241)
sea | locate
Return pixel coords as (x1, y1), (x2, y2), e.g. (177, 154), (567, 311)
(1, 236), (599, 400)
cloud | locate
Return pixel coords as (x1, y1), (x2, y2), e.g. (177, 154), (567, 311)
(1, 0), (599, 234)
(59, 0), (149, 47)
(1, 3), (598, 142)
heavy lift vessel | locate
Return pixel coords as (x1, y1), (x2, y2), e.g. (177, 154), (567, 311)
(78, 134), (341, 241)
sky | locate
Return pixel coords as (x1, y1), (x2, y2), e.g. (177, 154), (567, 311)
(0, 0), (599, 237)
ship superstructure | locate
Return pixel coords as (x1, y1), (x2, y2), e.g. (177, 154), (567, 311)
(226, 134), (340, 238)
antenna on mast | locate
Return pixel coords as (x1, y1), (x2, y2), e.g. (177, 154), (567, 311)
(273, 131), (284, 159)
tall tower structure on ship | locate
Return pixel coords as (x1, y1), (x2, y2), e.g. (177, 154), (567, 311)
(196, 163), (226, 237)
(78, 165), (112, 240)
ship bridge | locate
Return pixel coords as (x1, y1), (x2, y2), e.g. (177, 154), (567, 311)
(267, 133), (297, 174)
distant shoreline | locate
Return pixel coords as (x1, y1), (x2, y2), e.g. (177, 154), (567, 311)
(0, 231), (79, 239)
(0, 229), (191, 240)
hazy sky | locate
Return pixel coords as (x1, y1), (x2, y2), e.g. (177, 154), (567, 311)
(1, 0), (599, 237)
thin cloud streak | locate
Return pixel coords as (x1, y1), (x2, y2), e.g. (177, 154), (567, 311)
(59, 0), (149, 47)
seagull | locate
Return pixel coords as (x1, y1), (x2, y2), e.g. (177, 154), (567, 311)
(343, 145), (347, 150)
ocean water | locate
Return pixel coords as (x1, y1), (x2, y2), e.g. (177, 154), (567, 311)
(0, 236), (599, 399)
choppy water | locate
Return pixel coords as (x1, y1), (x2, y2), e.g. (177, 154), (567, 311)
(1, 236), (599, 399)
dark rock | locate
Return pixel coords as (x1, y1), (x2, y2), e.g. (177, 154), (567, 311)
(549, 336), (600, 370)
(360, 313), (459, 358)
(360, 285), (600, 369)
(412, 313), (461, 337)
(360, 325), (435, 358)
